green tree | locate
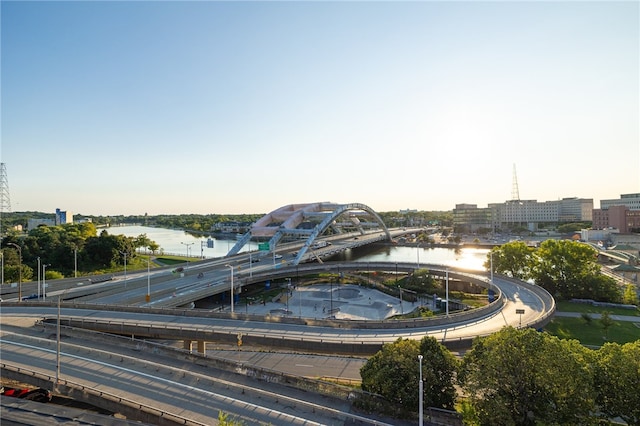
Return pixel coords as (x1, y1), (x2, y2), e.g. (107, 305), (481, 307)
(458, 327), (595, 426)
(83, 231), (136, 270)
(530, 240), (600, 300)
(599, 311), (614, 339)
(360, 337), (457, 412)
(484, 242), (534, 280)
(134, 234), (152, 253)
(21, 222), (98, 278)
(593, 341), (640, 425)
(1, 246), (34, 283)
(622, 284), (639, 305)
(418, 337), (458, 409)
(361, 338), (420, 408)
(147, 240), (161, 254)
(583, 274), (622, 303)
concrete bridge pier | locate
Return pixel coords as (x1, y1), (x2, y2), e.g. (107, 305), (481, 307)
(183, 339), (207, 355)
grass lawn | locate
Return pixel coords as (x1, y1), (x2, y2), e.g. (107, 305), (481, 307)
(546, 300), (640, 346)
(555, 300), (639, 317)
(544, 316), (640, 346)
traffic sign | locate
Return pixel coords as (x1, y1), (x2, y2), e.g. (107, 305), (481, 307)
(515, 309), (525, 314)
(258, 243), (269, 251)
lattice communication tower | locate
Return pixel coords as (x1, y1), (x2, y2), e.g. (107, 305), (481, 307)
(511, 164), (520, 201)
(0, 163), (11, 239)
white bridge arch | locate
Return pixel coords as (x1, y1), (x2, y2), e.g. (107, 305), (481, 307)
(227, 202), (391, 265)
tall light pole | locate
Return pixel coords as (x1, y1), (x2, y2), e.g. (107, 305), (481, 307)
(445, 268), (449, 316)
(119, 251), (128, 288)
(43, 264), (50, 301)
(181, 242), (194, 269)
(0, 250), (4, 286)
(285, 277), (291, 314)
(418, 354), (424, 426)
(416, 242), (421, 270)
(7, 242), (22, 301)
(56, 293), (61, 387)
(146, 256), (151, 303)
(490, 250), (494, 284)
(74, 248), (78, 278)
(37, 257), (41, 299)
(225, 264), (234, 313)
(330, 277), (333, 314)
(56, 286), (71, 390)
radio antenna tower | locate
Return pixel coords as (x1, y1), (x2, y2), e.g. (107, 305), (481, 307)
(0, 163), (11, 240)
(511, 164), (520, 201)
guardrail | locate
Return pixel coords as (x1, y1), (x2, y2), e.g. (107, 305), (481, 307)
(0, 364), (206, 426)
(15, 262), (556, 352)
(4, 326), (398, 425)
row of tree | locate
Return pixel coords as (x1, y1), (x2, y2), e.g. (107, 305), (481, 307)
(1, 211), (455, 237)
(486, 240), (633, 303)
(1, 222), (160, 282)
(361, 329), (639, 425)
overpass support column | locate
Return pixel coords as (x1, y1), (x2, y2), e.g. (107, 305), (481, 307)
(197, 340), (206, 355)
(183, 340), (192, 352)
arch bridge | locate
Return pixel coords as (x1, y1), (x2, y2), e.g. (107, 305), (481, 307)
(227, 202), (391, 265)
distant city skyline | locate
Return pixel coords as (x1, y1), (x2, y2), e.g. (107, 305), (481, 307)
(1, 1), (638, 216)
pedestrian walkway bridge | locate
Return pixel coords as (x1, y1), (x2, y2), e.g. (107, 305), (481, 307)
(228, 202), (391, 265)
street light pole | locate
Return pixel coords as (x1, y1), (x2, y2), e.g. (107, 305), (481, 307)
(418, 354), (424, 426)
(146, 256), (151, 303)
(7, 242), (22, 301)
(123, 252), (127, 288)
(445, 268), (449, 316)
(37, 257), (41, 299)
(55, 285), (74, 390)
(225, 264), (234, 313)
(417, 242), (421, 270)
(490, 250), (494, 284)
(74, 248), (77, 278)
(330, 277), (333, 314)
(43, 264), (50, 301)
(181, 242), (194, 269)
(285, 277), (291, 315)
(56, 294), (61, 388)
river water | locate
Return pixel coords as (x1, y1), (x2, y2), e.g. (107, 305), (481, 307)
(104, 225), (489, 272)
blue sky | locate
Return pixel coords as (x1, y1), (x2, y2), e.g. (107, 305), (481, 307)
(1, 1), (638, 216)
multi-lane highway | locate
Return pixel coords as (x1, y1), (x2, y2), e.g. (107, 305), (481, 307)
(1, 268), (553, 425)
(1, 328), (393, 426)
(0, 231), (555, 425)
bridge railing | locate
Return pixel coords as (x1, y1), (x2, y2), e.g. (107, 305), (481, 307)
(0, 363), (207, 426)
